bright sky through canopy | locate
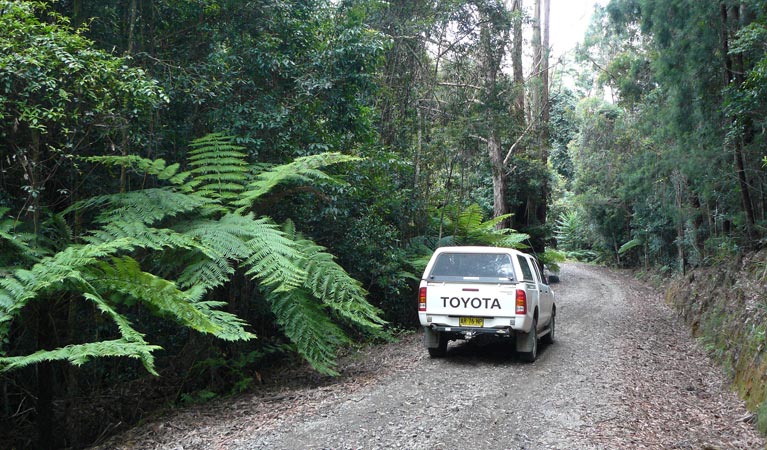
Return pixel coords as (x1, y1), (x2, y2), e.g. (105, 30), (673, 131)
(548, 0), (604, 58)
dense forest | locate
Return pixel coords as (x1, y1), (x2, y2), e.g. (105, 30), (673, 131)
(1, 0), (766, 448)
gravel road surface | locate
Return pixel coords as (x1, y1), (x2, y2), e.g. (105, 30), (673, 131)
(96, 263), (764, 449)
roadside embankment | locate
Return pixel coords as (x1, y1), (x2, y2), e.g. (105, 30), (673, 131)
(666, 249), (767, 433)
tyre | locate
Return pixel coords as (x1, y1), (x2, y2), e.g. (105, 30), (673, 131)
(428, 333), (448, 358)
(519, 318), (538, 363)
(542, 312), (555, 345)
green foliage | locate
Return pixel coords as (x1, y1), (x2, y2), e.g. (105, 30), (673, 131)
(235, 152), (363, 211)
(618, 238), (643, 255)
(437, 204), (530, 248)
(1, 132), (386, 378)
(0, 0), (166, 223)
(185, 133), (250, 207)
(182, 343), (287, 402)
(573, 0), (767, 270)
(404, 203), (531, 280)
(540, 249), (566, 273)
(0, 339), (162, 375)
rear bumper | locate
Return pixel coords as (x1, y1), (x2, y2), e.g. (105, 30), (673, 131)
(419, 313), (533, 332)
(429, 325), (515, 335)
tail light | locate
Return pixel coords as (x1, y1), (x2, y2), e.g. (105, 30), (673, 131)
(418, 287), (427, 311)
(515, 289), (527, 314)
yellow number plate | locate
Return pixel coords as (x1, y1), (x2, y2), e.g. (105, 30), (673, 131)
(459, 317), (484, 327)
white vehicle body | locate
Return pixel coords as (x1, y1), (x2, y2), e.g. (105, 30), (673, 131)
(418, 246), (556, 361)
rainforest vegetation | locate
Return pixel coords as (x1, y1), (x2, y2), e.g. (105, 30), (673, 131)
(1, 0), (766, 447)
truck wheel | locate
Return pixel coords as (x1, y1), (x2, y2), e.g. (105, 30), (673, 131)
(542, 313), (555, 345)
(519, 319), (538, 363)
(428, 333), (448, 358)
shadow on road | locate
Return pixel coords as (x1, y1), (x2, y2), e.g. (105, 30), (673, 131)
(437, 338), (554, 366)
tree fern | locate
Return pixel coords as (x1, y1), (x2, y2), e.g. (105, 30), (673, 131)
(442, 203), (529, 248)
(1, 132), (385, 378)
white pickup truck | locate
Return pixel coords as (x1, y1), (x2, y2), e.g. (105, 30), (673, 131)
(418, 246), (556, 362)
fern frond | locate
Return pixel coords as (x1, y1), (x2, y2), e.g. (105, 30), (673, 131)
(214, 215), (307, 292)
(244, 240), (306, 292)
(177, 256), (235, 291)
(0, 239), (137, 315)
(82, 155), (189, 185)
(0, 339), (162, 375)
(184, 133), (249, 205)
(0, 208), (38, 265)
(174, 214), (305, 293)
(474, 213), (514, 233)
(82, 292), (146, 344)
(456, 204), (485, 232)
(67, 188), (212, 225)
(87, 256), (254, 342)
(194, 301), (254, 341)
(492, 232), (530, 249)
(618, 238), (643, 255)
(235, 153), (362, 211)
(292, 232), (385, 332)
(177, 216), (257, 260)
(85, 222), (204, 253)
(267, 289), (349, 376)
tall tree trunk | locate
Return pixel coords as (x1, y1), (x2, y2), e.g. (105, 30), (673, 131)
(527, 0), (550, 256)
(536, 0), (550, 229)
(721, 3), (756, 237)
(672, 170), (687, 273)
(415, 104), (422, 189)
(510, 0), (525, 121)
(127, 0), (138, 55)
(72, 0), (84, 28)
(479, 3), (510, 228)
(531, 0), (542, 128)
(27, 131), (56, 449)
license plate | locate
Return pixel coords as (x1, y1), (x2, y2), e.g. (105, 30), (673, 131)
(459, 316), (484, 327)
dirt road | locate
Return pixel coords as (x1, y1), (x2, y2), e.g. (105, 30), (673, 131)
(98, 263), (764, 449)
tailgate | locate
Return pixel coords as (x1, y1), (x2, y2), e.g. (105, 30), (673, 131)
(425, 282), (517, 317)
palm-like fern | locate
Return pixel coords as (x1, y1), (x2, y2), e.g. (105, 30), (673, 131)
(0, 133), (385, 377)
(405, 204), (531, 277)
(441, 203), (529, 248)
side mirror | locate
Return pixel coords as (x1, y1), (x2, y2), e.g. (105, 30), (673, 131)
(547, 274), (560, 284)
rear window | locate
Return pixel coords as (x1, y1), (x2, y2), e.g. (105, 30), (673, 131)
(428, 252), (516, 282)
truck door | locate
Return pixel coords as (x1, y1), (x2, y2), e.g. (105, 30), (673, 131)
(528, 256), (553, 325)
(515, 255), (541, 326)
